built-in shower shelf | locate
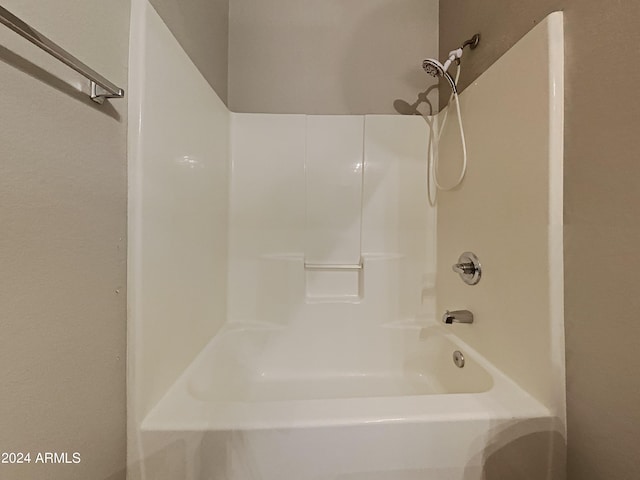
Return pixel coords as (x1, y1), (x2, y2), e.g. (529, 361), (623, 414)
(304, 262), (362, 270)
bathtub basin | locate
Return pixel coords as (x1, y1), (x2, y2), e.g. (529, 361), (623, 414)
(136, 322), (562, 480)
(142, 322), (548, 431)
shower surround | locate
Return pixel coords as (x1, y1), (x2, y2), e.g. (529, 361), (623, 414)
(127, 1), (565, 478)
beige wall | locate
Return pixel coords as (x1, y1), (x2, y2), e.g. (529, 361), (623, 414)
(0, 1), (129, 480)
(440, 2), (640, 479)
(146, 0), (439, 114)
(228, 0), (438, 114)
(149, 0), (229, 103)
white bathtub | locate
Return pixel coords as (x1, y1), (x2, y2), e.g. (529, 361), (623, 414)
(139, 322), (561, 480)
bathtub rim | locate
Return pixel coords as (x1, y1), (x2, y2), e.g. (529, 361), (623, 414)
(141, 323), (551, 432)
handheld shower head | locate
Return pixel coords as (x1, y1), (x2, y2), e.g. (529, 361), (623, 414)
(422, 58), (445, 77)
(421, 34), (479, 195)
(422, 58), (458, 94)
(421, 34), (480, 95)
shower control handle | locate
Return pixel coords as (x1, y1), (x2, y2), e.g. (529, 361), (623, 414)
(451, 252), (481, 285)
(452, 262), (476, 275)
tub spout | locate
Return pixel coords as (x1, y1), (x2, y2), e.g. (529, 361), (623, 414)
(442, 310), (474, 324)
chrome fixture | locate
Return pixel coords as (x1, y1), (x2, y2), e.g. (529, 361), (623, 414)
(442, 310), (474, 325)
(0, 6), (125, 104)
(452, 350), (465, 368)
(452, 252), (481, 285)
(422, 34), (480, 94)
(462, 34), (481, 51)
(422, 58), (458, 94)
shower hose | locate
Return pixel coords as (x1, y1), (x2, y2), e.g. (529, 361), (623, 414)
(433, 63), (467, 191)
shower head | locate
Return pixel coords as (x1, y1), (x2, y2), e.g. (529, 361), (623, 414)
(422, 58), (445, 77)
(422, 58), (446, 78)
(422, 58), (458, 94)
(421, 34), (480, 95)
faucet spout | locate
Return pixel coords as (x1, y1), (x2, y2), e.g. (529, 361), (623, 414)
(442, 310), (474, 325)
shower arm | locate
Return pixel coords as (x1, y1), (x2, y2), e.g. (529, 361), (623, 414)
(451, 34), (481, 68)
(446, 34), (480, 71)
(461, 34), (481, 51)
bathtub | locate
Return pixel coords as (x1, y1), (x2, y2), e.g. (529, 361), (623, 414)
(139, 321), (561, 480)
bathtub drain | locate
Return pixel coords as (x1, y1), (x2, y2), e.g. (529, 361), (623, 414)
(453, 350), (465, 368)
